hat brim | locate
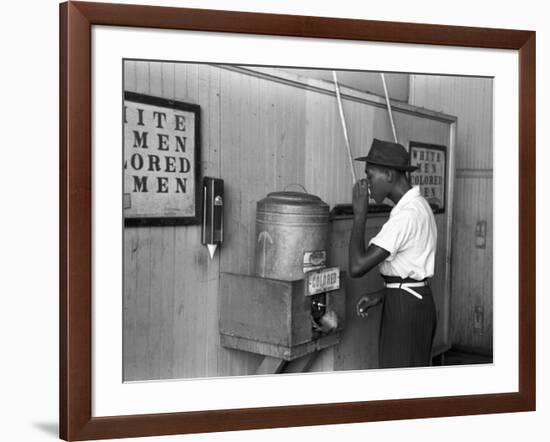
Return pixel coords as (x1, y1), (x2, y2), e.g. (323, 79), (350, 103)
(354, 156), (419, 172)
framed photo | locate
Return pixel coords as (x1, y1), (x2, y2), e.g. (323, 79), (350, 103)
(60, 1), (535, 440)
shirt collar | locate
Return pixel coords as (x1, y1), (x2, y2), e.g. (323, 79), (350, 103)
(390, 186), (421, 217)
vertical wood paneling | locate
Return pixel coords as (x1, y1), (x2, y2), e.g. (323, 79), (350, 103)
(219, 69), (307, 275)
(170, 62), (213, 378)
(174, 63), (187, 100)
(124, 227), (153, 381)
(124, 60), (151, 380)
(161, 62), (175, 99)
(134, 61), (149, 95)
(219, 69), (242, 275)
(148, 62), (176, 380)
(172, 225), (205, 378)
(159, 228), (176, 379)
(122, 227), (138, 379)
(304, 89), (321, 196)
(149, 62), (162, 97)
(146, 227), (172, 379)
(411, 75), (493, 169)
(199, 65), (222, 377)
(123, 60), (137, 92)
(305, 90), (348, 205)
(411, 75), (493, 353)
(218, 69), (256, 376)
(450, 177), (493, 351)
(242, 72), (256, 277)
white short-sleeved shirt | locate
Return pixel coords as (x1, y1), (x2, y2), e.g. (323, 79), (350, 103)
(369, 186), (437, 280)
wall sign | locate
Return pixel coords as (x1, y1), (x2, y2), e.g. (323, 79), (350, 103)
(123, 92), (201, 226)
(409, 142), (447, 214)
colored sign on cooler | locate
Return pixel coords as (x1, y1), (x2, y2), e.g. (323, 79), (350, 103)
(306, 267), (340, 296)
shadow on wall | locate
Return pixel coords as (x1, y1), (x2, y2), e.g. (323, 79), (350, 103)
(33, 422), (58, 437)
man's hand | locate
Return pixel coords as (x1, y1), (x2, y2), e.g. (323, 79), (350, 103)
(352, 178), (369, 219)
(356, 293), (383, 318)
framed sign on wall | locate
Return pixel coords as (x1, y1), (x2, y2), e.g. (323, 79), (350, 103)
(409, 141), (447, 214)
(123, 92), (201, 226)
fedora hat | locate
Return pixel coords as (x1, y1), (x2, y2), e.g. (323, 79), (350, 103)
(355, 138), (418, 172)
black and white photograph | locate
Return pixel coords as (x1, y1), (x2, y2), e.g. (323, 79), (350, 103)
(122, 61), (493, 382)
(5, 0), (548, 440)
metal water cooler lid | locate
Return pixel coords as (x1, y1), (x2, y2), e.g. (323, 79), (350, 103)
(257, 191), (329, 215)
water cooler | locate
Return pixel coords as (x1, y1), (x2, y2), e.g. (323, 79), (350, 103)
(219, 190), (346, 374)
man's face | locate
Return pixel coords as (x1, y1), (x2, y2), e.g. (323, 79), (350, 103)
(365, 165), (391, 204)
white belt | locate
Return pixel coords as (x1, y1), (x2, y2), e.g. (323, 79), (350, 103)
(385, 281), (427, 300)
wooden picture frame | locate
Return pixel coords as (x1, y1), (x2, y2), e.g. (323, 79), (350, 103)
(60, 1), (535, 440)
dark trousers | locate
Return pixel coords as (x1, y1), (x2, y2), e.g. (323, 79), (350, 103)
(379, 282), (437, 369)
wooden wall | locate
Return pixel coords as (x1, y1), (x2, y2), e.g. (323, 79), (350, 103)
(277, 69), (410, 102)
(123, 61), (308, 380)
(123, 61), (455, 381)
(410, 75), (493, 353)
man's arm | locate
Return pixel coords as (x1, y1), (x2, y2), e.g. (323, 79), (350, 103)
(349, 226), (389, 277)
(348, 179), (389, 278)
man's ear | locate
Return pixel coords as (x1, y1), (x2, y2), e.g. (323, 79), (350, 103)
(384, 167), (395, 183)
